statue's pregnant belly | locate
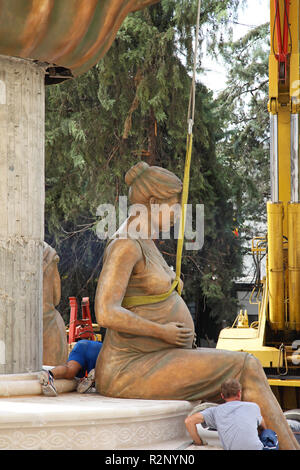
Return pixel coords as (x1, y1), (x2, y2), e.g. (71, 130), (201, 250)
(106, 291), (195, 354)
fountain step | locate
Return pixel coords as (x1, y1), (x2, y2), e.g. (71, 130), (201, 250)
(0, 392), (200, 450)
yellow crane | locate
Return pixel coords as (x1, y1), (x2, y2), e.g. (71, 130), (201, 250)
(216, 0), (300, 412)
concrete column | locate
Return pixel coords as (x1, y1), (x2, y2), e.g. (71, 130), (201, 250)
(0, 55), (45, 374)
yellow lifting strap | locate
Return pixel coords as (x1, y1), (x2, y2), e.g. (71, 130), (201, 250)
(122, 0), (201, 309)
(175, 132), (194, 296)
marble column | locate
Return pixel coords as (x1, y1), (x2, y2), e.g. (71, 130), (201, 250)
(0, 55), (45, 374)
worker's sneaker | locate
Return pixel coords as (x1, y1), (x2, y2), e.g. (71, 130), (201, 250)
(39, 370), (58, 397)
(77, 368), (95, 394)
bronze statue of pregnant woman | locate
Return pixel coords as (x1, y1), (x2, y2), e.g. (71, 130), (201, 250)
(95, 161), (299, 450)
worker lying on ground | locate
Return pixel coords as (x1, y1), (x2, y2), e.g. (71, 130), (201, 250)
(185, 378), (279, 450)
(39, 339), (102, 396)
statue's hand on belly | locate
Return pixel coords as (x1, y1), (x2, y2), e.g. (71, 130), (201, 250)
(161, 322), (194, 348)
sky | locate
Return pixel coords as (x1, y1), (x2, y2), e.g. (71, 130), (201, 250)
(200, 0), (270, 94)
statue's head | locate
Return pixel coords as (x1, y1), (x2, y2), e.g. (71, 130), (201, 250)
(125, 161), (182, 205)
(125, 161), (183, 235)
(43, 242), (59, 272)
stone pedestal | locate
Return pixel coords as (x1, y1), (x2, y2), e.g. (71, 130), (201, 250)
(0, 394), (195, 450)
(0, 55), (45, 374)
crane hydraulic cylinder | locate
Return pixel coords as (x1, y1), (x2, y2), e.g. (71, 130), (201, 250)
(267, 201), (285, 331)
(288, 203), (300, 332)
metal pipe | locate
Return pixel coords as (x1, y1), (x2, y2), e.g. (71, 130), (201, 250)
(291, 113), (299, 202)
(270, 114), (279, 202)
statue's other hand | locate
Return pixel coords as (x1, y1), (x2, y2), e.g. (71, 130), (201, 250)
(161, 322), (194, 347)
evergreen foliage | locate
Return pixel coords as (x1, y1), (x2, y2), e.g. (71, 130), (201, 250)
(45, 0), (255, 341)
(215, 22), (269, 282)
(216, 22), (269, 231)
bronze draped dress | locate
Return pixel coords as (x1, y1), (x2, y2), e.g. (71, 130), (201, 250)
(43, 243), (68, 366)
(95, 238), (249, 402)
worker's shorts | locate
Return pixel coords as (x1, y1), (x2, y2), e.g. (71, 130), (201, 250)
(68, 339), (103, 378)
(259, 429), (279, 450)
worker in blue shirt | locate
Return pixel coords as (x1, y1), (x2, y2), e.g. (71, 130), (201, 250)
(39, 339), (102, 396)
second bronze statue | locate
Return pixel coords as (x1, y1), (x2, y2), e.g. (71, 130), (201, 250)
(43, 242), (68, 367)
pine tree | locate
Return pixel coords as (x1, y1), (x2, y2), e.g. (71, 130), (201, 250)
(215, 22), (269, 287)
(45, 0), (246, 340)
(216, 22), (269, 230)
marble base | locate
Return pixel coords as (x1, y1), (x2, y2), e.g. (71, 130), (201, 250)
(0, 392), (199, 450)
(0, 372), (223, 450)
